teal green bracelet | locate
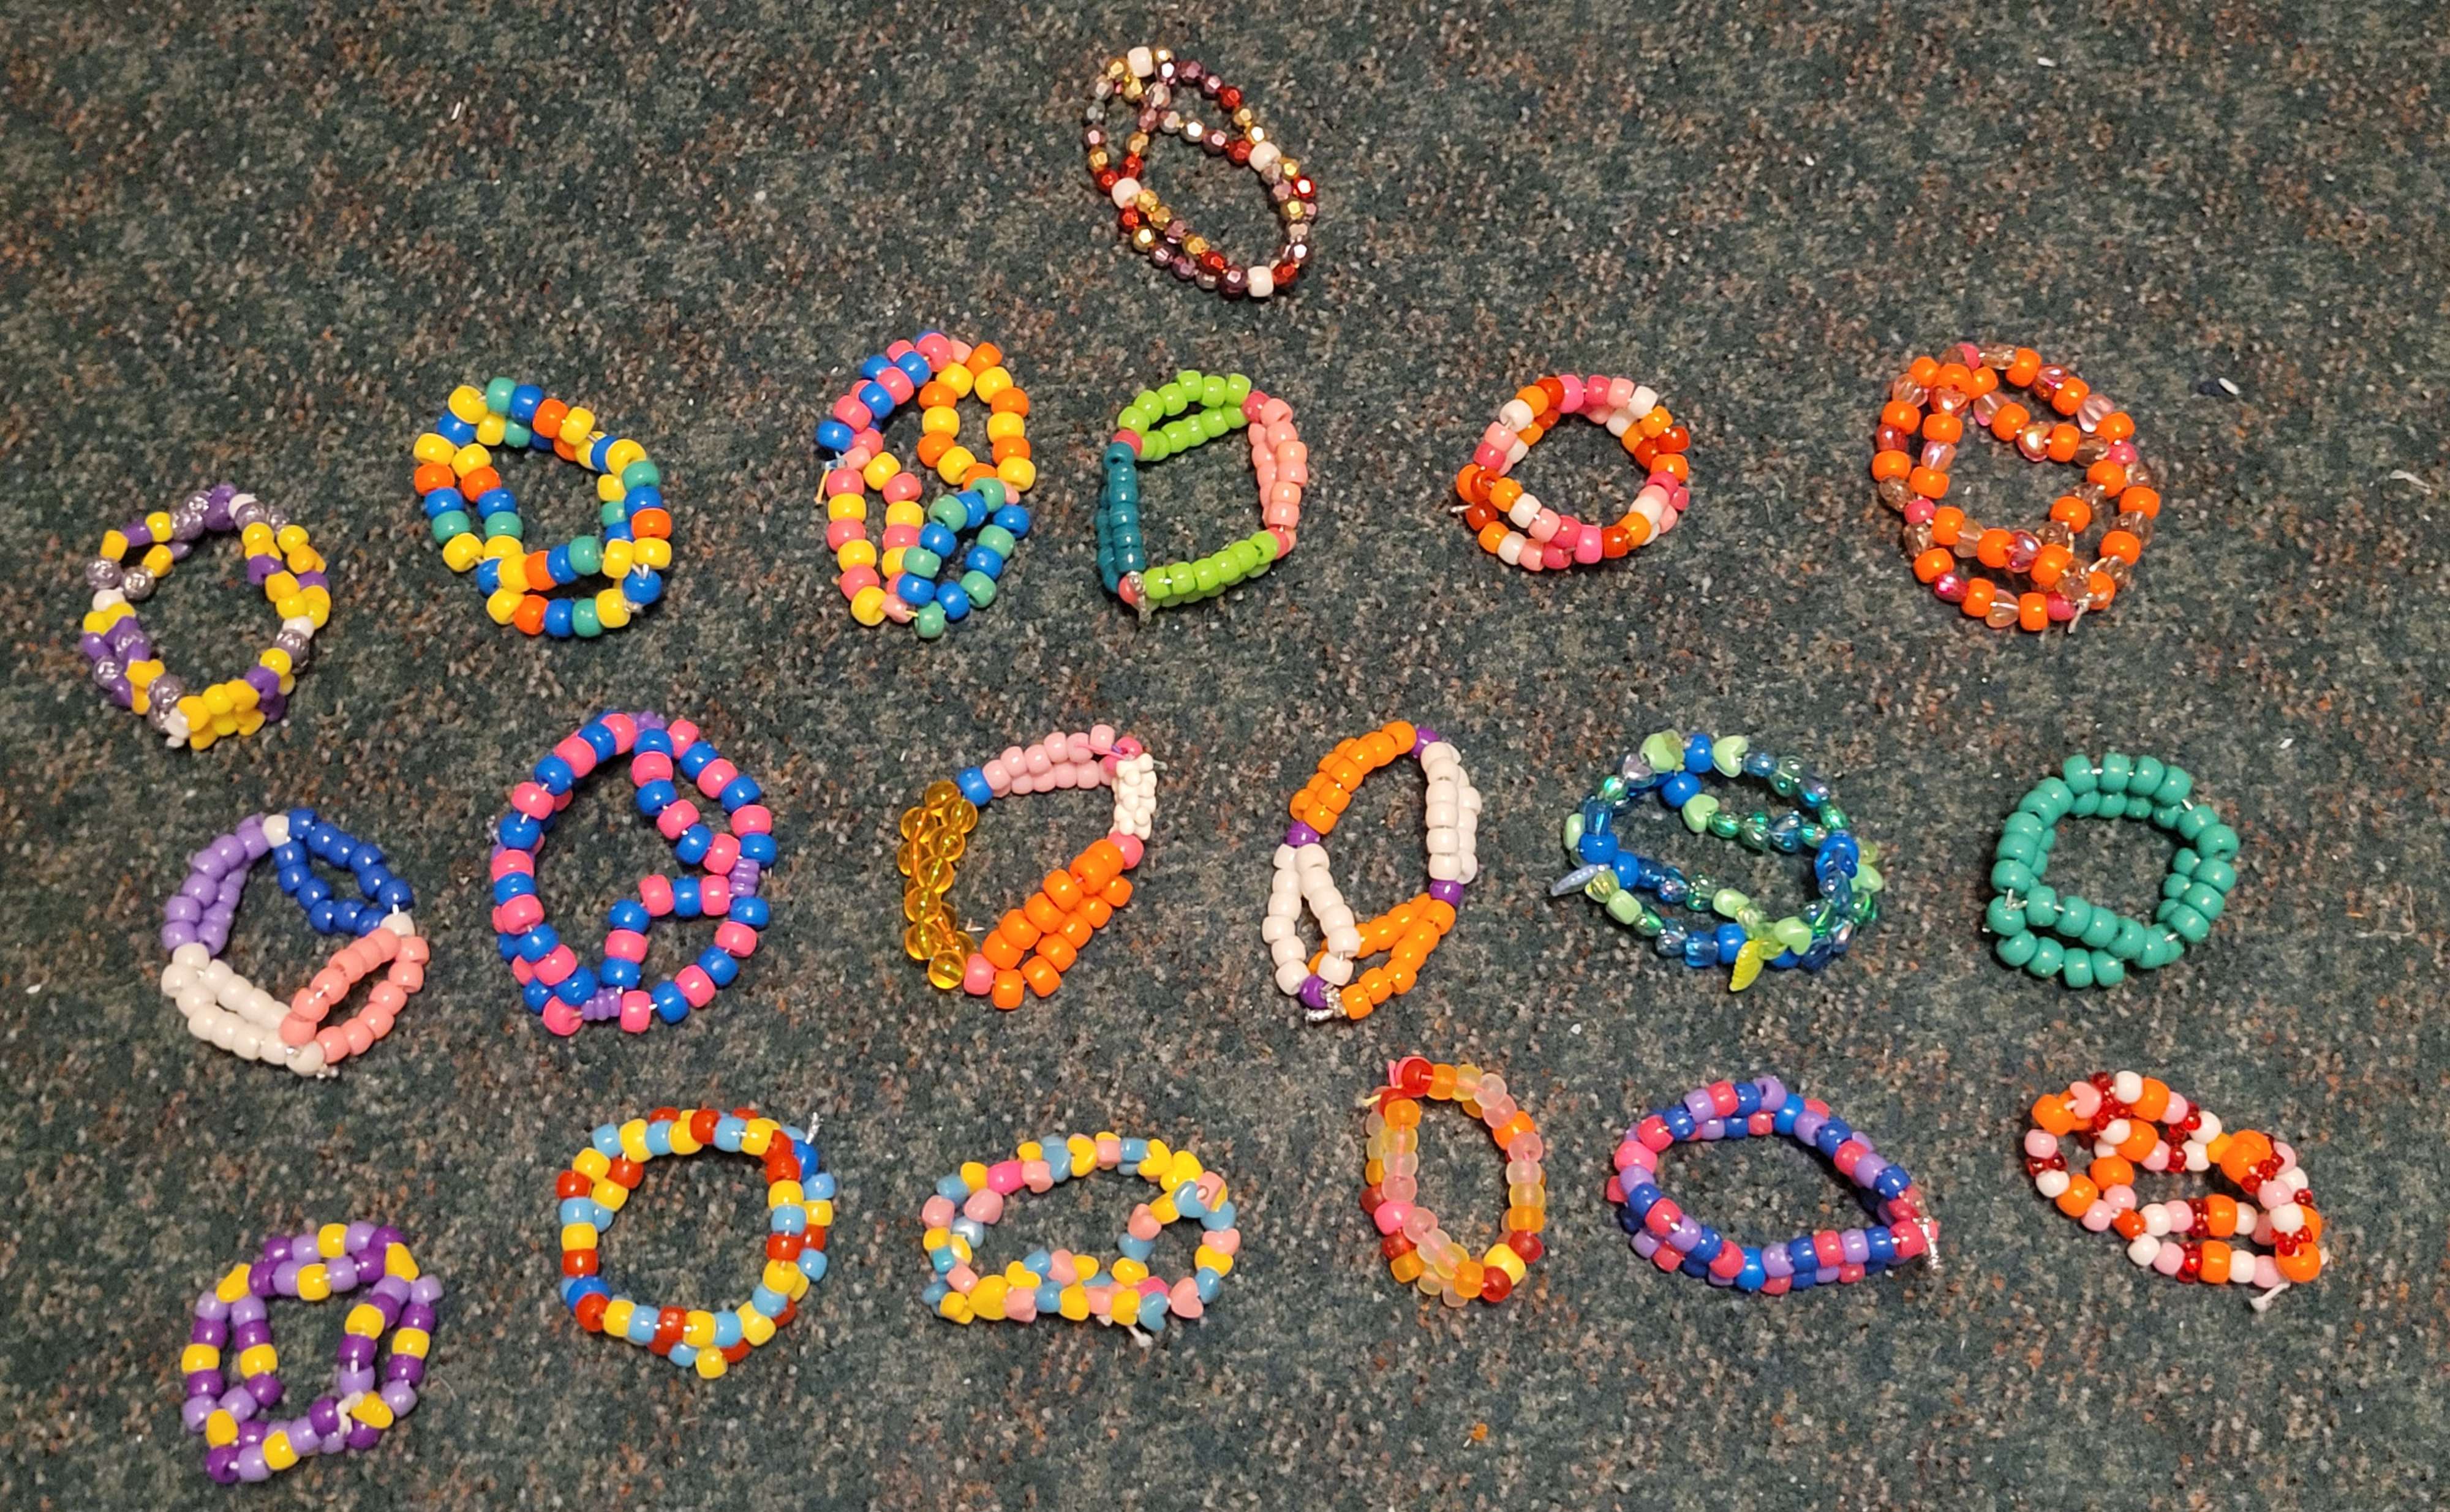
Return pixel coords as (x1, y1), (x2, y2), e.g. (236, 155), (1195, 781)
(1985, 753), (2238, 989)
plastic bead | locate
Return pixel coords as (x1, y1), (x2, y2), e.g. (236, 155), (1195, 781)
(1098, 372), (1302, 612)
(1362, 1056), (1545, 1308)
(1452, 374), (1694, 573)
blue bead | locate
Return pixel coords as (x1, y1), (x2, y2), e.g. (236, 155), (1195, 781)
(1121, 1138), (1149, 1164)
(554, 966), (596, 1005)
(1683, 734), (1715, 773)
(957, 489), (989, 530)
(896, 573), (936, 606)
(1118, 1235), (1155, 1262)
(521, 977), (552, 1010)
(993, 503), (1030, 538)
(714, 1312), (744, 1348)
(473, 558), (502, 593)
(625, 486), (665, 518)
(698, 947), (737, 987)
(798, 1250), (829, 1283)
(857, 381), (895, 418)
(740, 834), (777, 865)
(1683, 935), (1714, 968)
(1733, 1080), (1762, 1117)
(377, 878), (415, 911)
(813, 419), (854, 455)
(517, 926), (559, 961)
(937, 582), (971, 620)
(1735, 1252), (1766, 1292)
(956, 768), (993, 805)
(600, 959), (639, 989)
(544, 545), (573, 585)
(497, 813), (541, 851)
(587, 435), (617, 473)
(644, 1121), (674, 1156)
(894, 352), (932, 387)
(1626, 1182), (1662, 1217)
(1617, 1203), (1645, 1235)
(671, 878), (702, 917)
(651, 981), (690, 1023)
(295, 875), (331, 909)
(435, 412), (475, 446)
(1743, 750), (1778, 778)
(1575, 831), (1618, 863)
(1664, 1105), (1697, 1140)
(1715, 923), (1746, 963)
(608, 898), (649, 933)
(635, 728), (674, 757)
(1787, 1236), (1820, 1274)
(1819, 833), (1860, 870)
(635, 780), (678, 816)
(919, 522), (959, 558)
(561, 1276), (610, 1309)
(1874, 1165), (1910, 1199)
(1820, 1117), (1852, 1149)
(677, 742), (715, 778)
(1678, 1252), (1712, 1279)
(1662, 772), (1701, 807)
(1689, 1227), (1724, 1263)
(625, 568), (663, 604)
(1195, 1271), (1222, 1303)
(718, 774), (762, 808)
(731, 896), (771, 930)
(673, 826), (712, 864)
(858, 354), (891, 381)
(964, 545), (1005, 579)
(509, 385), (543, 422)
(1866, 1225), (1898, 1266)
(625, 1311), (659, 1344)
(1611, 856), (1642, 886)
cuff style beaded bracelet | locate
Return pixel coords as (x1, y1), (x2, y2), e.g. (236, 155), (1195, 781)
(1087, 46), (1315, 299)
(1096, 369), (1303, 612)
(922, 1132), (1238, 1331)
(557, 1108), (833, 1378)
(413, 379), (671, 638)
(1362, 1057), (1546, 1307)
(1265, 720), (1480, 1023)
(1986, 753), (2235, 990)
(158, 809), (424, 1077)
(492, 711), (777, 1036)
(1556, 728), (1885, 991)
(180, 1224), (440, 1484)
(81, 484), (328, 751)
(2027, 1071), (2324, 1296)
(1874, 344), (2163, 631)
(1608, 1076), (1936, 1294)
(814, 329), (1035, 638)
(898, 726), (1156, 1009)
(1452, 376), (1693, 571)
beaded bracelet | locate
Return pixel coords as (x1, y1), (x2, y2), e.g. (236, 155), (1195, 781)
(921, 1132), (1238, 1330)
(1362, 1056), (1545, 1307)
(1986, 753), (2236, 990)
(79, 484), (328, 751)
(1452, 377), (1693, 571)
(413, 379), (671, 638)
(557, 1107), (832, 1378)
(813, 330), (1035, 638)
(157, 809), (425, 1076)
(2027, 1071), (2324, 1297)
(1096, 370), (1303, 612)
(1555, 728), (1885, 991)
(1265, 720), (1480, 1023)
(491, 711), (777, 1036)
(1874, 344), (2165, 631)
(1608, 1076), (1936, 1294)
(179, 1223), (440, 1484)
(1086, 46), (1315, 299)
(899, 726), (1156, 1009)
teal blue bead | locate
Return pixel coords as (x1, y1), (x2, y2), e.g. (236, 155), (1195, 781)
(2161, 873), (2192, 902)
(2022, 885), (2059, 931)
(2110, 917), (2149, 961)
(2154, 767), (2193, 805)
(2070, 789), (2102, 818)
(2060, 950), (2094, 989)
(1991, 859), (2037, 894)
(1985, 896), (2028, 936)
(2026, 936), (2064, 977)
(2172, 848), (2199, 876)
(976, 525), (1017, 558)
(2053, 894), (2093, 939)
(2160, 902), (2209, 943)
(2193, 859), (2237, 894)
(2092, 792), (2128, 820)
(901, 548), (943, 580)
(2061, 755), (2097, 793)
(598, 499), (627, 528)
(483, 377), (517, 412)
(570, 599), (603, 638)
(2079, 908), (2120, 950)
(504, 422), (533, 449)
(2100, 752), (2132, 792)
(2198, 823), (2239, 860)
(2177, 807), (2213, 841)
(2130, 756), (2165, 797)
(2023, 778), (2074, 820)
(2002, 811), (2045, 840)
(567, 536), (603, 576)
(484, 511), (524, 540)
(1996, 932), (2039, 968)
(1996, 831), (2040, 867)
(2182, 883), (2225, 920)
(2089, 951), (2125, 987)
(619, 460), (661, 490)
(430, 510), (472, 543)
(929, 495), (968, 530)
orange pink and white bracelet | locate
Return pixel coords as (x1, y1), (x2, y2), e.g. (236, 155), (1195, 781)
(1452, 375), (1693, 571)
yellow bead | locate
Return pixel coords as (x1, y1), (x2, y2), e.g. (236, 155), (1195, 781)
(1003, 1262), (1038, 1288)
(959, 1160), (989, 1192)
(590, 1178), (628, 1211)
(560, 1222), (598, 1251)
(601, 538), (636, 577)
(826, 494), (868, 522)
(391, 1326), (431, 1359)
(668, 1115), (703, 1155)
(316, 1222), (347, 1258)
(486, 587), (527, 625)
(595, 472), (627, 504)
(618, 1119), (651, 1162)
(861, 453), (902, 489)
(441, 533), (484, 572)
(559, 407), (595, 446)
(345, 1303), (385, 1337)
(935, 446), (976, 484)
(145, 511), (175, 541)
(850, 586), (888, 626)
(604, 438), (646, 472)
(451, 442), (489, 476)
(921, 406), (960, 437)
(1016, 1140), (1044, 1161)
(937, 1292), (974, 1324)
(883, 500), (926, 528)
(738, 1305), (775, 1345)
(484, 533), (524, 560)
(142, 544), (175, 577)
(1167, 1151), (1204, 1186)
(805, 1198), (833, 1228)
(572, 1149), (611, 1181)
(350, 1394), (395, 1430)
(1067, 1135), (1099, 1170)
(413, 434), (456, 467)
(241, 521), (277, 554)
(447, 385), (488, 423)
(972, 366), (1013, 404)
(179, 1343), (220, 1374)
(99, 528), (129, 558)
(633, 536), (671, 570)
(1484, 1244), (1528, 1284)
(493, 552), (529, 593)
(1147, 1194), (1179, 1225)
(276, 524), (312, 556)
(262, 1430), (299, 1472)
(984, 410), (1024, 442)
(385, 1242), (419, 1282)
(202, 683), (234, 715)
(1389, 1251), (1425, 1284)
(1058, 1284), (1091, 1321)
(233, 706), (265, 738)
(1110, 1257), (1148, 1287)
(940, 363), (974, 398)
(998, 456), (1036, 494)
(971, 1276), (1009, 1320)
(769, 1179), (804, 1208)
(237, 1344), (278, 1378)
(592, 589), (630, 630)
(1140, 1140), (1171, 1177)
(1071, 1254), (1099, 1282)
(1194, 1246), (1233, 1277)
(694, 1347), (728, 1378)
(741, 1118), (777, 1156)
(204, 1409), (239, 1446)
(602, 1299), (636, 1337)
(476, 412), (508, 446)
(682, 1310), (717, 1347)
(835, 539), (877, 572)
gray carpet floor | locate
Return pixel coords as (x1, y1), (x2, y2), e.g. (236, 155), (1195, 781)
(2, 1), (2446, 1508)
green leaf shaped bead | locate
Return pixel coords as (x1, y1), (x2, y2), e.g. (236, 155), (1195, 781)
(1562, 813), (1585, 851)
(1585, 870), (1620, 900)
(1711, 887), (1750, 919)
(1856, 860), (1884, 894)
(1773, 916), (1815, 955)
(1710, 735), (1749, 776)
(1681, 793), (1719, 833)
(1605, 889), (1642, 925)
(1640, 730), (1684, 773)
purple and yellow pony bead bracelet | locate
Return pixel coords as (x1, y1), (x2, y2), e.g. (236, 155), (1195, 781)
(178, 1223), (440, 1484)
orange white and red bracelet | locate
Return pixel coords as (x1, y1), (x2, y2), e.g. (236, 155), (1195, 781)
(1874, 344), (2163, 632)
(1452, 375), (1692, 571)
(2027, 1071), (2324, 1299)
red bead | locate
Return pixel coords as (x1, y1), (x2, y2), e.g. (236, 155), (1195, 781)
(1093, 169), (1119, 192)
(560, 1249), (598, 1277)
(1218, 86), (1242, 110)
(1506, 1231), (1544, 1264)
(606, 1157), (644, 1189)
(573, 1293), (609, 1332)
(689, 1108), (720, 1145)
(1226, 138), (1251, 165)
(649, 1105), (680, 1123)
(555, 1170), (590, 1198)
(766, 1233), (803, 1262)
(1394, 1056), (1433, 1096)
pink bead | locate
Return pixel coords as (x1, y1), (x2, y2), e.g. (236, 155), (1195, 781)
(1472, 442), (1507, 472)
(962, 1188), (1003, 1224)
(510, 956), (535, 985)
(342, 1019), (374, 1056)
(732, 805), (772, 835)
(1890, 1222), (1926, 1259)
(398, 935), (429, 965)
(1064, 731), (1093, 763)
(837, 566), (879, 599)
(2068, 1081), (2103, 1118)
(1833, 1140), (1864, 1178)
(1025, 743), (1053, 775)
(619, 991), (655, 1032)
(655, 799), (699, 840)
(600, 715), (636, 751)
(1204, 1225), (1239, 1257)
(1903, 497), (1937, 525)
(639, 876), (675, 915)
(2081, 1200), (2116, 1232)
(982, 760), (1011, 794)
(1003, 1289), (1038, 1323)
(674, 966), (715, 1007)
(533, 946), (576, 987)
(921, 1195), (957, 1228)
(1573, 527), (1604, 564)
(822, 468), (865, 497)
(279, 1009), (319, 1042)
(1240, 393), (1267, 423)
(987, 1160), (1025, 1195)
(916, 332), (952, 366)
(2022, 1129), (2057, 1158)
(1046, 1250), (1079, 1285)
(1112, 833), (1144, 868)
(699, 876), (730, 917)
(1089, 723), (1117, 752)
(1264, 502), (1300, 527)
(1559, 374), (1585, 412)
(2152, 1243), (2185, 1276)
(1093, 1135), (1122, 1166)
(1022, 1159), (1052, 1192)
(831, 394), (872, 427)
(877, 367), (915, 403)
(882, 472), (923, 504)
(1528, 508), (1561, 543)
(368, 981), (407, 1014)
(317, 1025), (353, 1061)
(628, 751), (674, 784)
(1169, 1279), (1203, 1318)
(665, 720), (696, 756)
(1604, 1175), (1626, 1206)
(491, 849), (535, 880)
(1371, 1201), (1410, 1236)
(494, 895), (543, 934)
(715, 921), (760, 957)
(946, 1263), (978, 1293)
(703, 833), (741, 875)
(696, 759), (739, 799)
(541, 1002), (581, 1037)
(1650, 1241), (1683, 1273)
(2105, 439), (2139, 465)
(510, 782), (556, 820)
(1259, 397), (1291, 425)
(1126, 1208), (1162, 1241)
(881, 522), (921, 548)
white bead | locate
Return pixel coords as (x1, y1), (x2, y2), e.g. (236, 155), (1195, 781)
(1497, 400), (1534, 431)
(1247, 141), (1279, 173)
(2142, 1203), (2171, 1235)
(290, 1042), (327, 1077)
(1605, 411), (1634, 437)
(2126, 1234), (2161, 1267)
(261, 814), (290, 846)
(2194, 1111), (2222, 1142)
(282, 614), (316, 640)
(1496, 534), (1524, 566)
(1628, 385), (1658, 418)
(1246, 266), (1274, 298)
(1126, 46), (1153, 76)
(1319, 954), (1355, 986)
(2112, 1070), (2144, 1105)
(2034, 1169), (2070, 1200)
(1507, 496), (1540, 529)
(164, 709), (192, 745)
(1109, 176), (1141, 209)
(383, 911), (417, 937)
(92, 588), (127, 611)
(1273, 961), (1311, 993)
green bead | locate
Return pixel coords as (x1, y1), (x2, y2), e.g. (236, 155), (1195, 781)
(1681, 794), (1719, 833)
(503, 423), (532, 449)
(1133, 388), (1162, 419)
(1711, 887), (1749, 919)
(2053, 894), (2092, 939)
(566, 536), (602, 576)
(1989, 859), (2036, 894)
(430, 511), (471, 544)
(1158, 383), (1188, 415)
(1251, 528), (1282, 562)
(1853, 892), (1880, 926)
(1200, 375), (1227, 410)
(1562, 813), (1585, 851)
(619, 460), (661, 491)
(2110, 917), (2148, 961)
(2130, 756), (2164, 797)
(2100, 752), (2132, 793)
(2161, 873), (2192, 903)
(2059, 950), (2094, 988)
(2172, 848), (2199, 876)
(1986, 896), (2029, 936)
(1640, 730), (1684, 772)
(2002, 811), (2044, 840)
(2019, 778), (2073, 822)
(2092, 792), (2127, 821)
(1140, 432), (1169, 463)
(914, 603), (948, 639)
(972, 479), (1008, 511)
(1737, 814), (1771, 851)
(484, 511), (524, 540)
(1224, 374), (1252, 406)
(1770, 756), (1804, 798)
(1198, 407), (1229, 440)
(902, 548), (942, 579)
(1858, 838), (1881, 865)
(2026, 936), (2064, 977)
(483, 377), (516, 412)
(1632, 908), (1665, 938)
(1855, 860), (1883, 894)
(959, 570), (997, 608)
(976, 525), (1017, 557)
(570, 599), (603, 638)
(1605, 890), (1642, 925)
(1192, 558), (1221, 593)
(2177, 807), (2212, 841)
(1585, 870), (1620, 901)
(1706, 810), (1741, 840)
(2070, 789), (2103, 818)
(2089, 951), (2125, 987)
(2193, 859), (2237, 895)
(1819, 803), (1850, 833)
(1996, 832), (2040, 867)
(1175, 368), (1203, 394)
(2154, 767), (2193, 805)
(1595, 776), (1627, 803)
(1709, 735), (1749, 775)
(2182, 883), (2225, 921)
(2079, 908), (2119, 950)
(929, 495), (968, 530)
(1736, 906), (1769, 934)
(1773, 917), (1814, 955)
(2062, 755), (2098, 793)
(2022, 886), (2059, 931)
(1997, 932), (2039, 968)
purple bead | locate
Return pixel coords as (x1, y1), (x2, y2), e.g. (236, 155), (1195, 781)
(205, 1445), (241, 1484)
(1762, 1244), (1795, 1279)
(158, 921), (197, 952)
(326, 1255), (358, 1292)
(1297, 976), (1330, 1012)
(190, 1316), (225, 1346)
(385, 1354), (426, 1386)
(246, 554), (277, 586)
(1427, 879), (1465, 905)
(343, 1221), (375, 1252)
(218, 1385), (257, 1420)
(309, 1396), (342, 1435)
(236, 1445), (271, 1482)
(1840, 1228), (1871, 1265)
(1284, 821), (1320, 847)
(80, 630), (108, 659)
(1666, 1216), (1703, 1253)
(179, 872), (216, 905)
(1754, 1075), (1787, 1110)
(231, 1319), (271, 1350)
(371, 1225), (405, 1255)
(398, 1299), (432, 1331)
(241, 665), (281, 699)
(344, 1421), (383, 1453)
(1630, 1229), (1662, 1261)
(296, 570), (327, 591)
(194, 1290), (229, 1321)
(236, 1416), (269, 1446)
(337, 1336), (375, 1370)
(337, 1367), (375, 1396)
(1412, 726), (1440, 753)
(273, 1261), (300, 1296)
(1696, 1117), (1727, 1141)
(407, 1274), (442, 1307)
(213, 834), (248, 871)
(379, 1381), (419, 1416)
(245, 1372), (283, 1408)
(1681, 1088), (1716, 1125)
(1793, 1110), (1827, 1145)
(238, 816), (270, 856)
(1854, 1153), (1890, 1190)
(372, 1276), (410, 1308)
(181, 1396), (218, 1433)
(230, 1292), (267, 1325)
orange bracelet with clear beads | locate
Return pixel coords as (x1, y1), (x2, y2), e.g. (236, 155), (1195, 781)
(1360, 1056), (1545, 1307)
(1872, 344), (2163, 633)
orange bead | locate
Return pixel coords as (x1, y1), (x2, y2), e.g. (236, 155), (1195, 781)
(990, 387), (1030, 416)
(2030, 544), (2072, 588)
(2275, 1245), (2323, 1284)
(990, 435), (1031, 463)
(1965, 363), (1999, 397)
(413, 463), (456, 497)
(1515, 385), (1549, 418)
(1338, 983), (1373, 1020)
(1022, 892), (1067, 933)
(2119, 487), (2160, 518)
(1101, 876), (1133, 909)
(1934, 363), (1974, 394)
(1020, 958), (1060, 998)
(1042, 870), (1082, 912)
(2087, 1156), (2136, 1191)
(981, 931), (1023, 970)
(1989, 401), (2030, 440)
(2051, 376), (2089, 415)
(1921, 411), (1962, 444)
(2132, 1078), (2171, 1121)
(1651, 453), (1689, 484)
(2005, 349), (2041, 386)
(1907, 466), (1950, 500)
(990, 971), (1026, 1010)
(1056, 912), (1095, 950)
(2086, 460), (2127, 494)
(917, 381), (957, 409)
(513, 595), (549, 636)
(2198, 1240), (2231, 1286)
(2203, 1194), (2238, 1237)
(2084, 570), (2116, 607)
(1962, 579), (1996, 619)
(2046, 424), (2081, 463)
(1913, 547), (1953, 584)
(2048, 495), (2092, 534)
(1975, 528), (2012, 569)
(532, 398), (569, 438)
(2018, 593), (2049, 633)
(2054, 1174), (2098, 1219)
(1034, 935), (1077, 973)
(2115, 1120), (2159, 1161)
(1880, 400), (1921, 432)
(2098, 530), (2143, 564)
(965, 342), (1003, 374)
(995, 910), (1041, 950)
(1930, 506), (1965, 546)
(1454, 465), (1487, 504)
(630, 508), (672, 540)
(915, 432), (956, 467)
(457, 465), (501, 500)
(2097, 411), (2135, 442)
(1871, 450), (1912, 483)
(1907, 356), (1940, 386)
(2112, 1209), (2147, 1240)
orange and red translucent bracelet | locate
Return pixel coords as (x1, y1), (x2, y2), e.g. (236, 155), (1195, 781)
(1873, 344), (2163, 632)
(1362, 1056), (1545, 1307)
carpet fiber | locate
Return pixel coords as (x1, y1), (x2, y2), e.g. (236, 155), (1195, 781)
(2, 2), (2446, 1507)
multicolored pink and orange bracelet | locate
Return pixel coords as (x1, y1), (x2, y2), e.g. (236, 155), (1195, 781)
(1362, 1056), (1545, 1307)
(1453, 375), (1693, 571)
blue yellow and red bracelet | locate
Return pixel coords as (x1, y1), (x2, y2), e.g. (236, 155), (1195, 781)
(412, 378), (671, 638)
(80, 483), (328, 750)
(1609, 1076), (1936, 1294)
(1556, 727), (1885, 991)
(813, 330), (1035, 638)
(491, 710), (776, 1036)
(557, 1107), (832, 1379)
(179, 1222), (440, 1483)
(1986, 753), (2236, 988)
(1096, 370), (1303, 612)
(920, 1132), (1238, 1330)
